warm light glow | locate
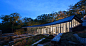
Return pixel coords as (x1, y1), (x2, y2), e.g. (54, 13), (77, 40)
(64, 31), (65, 32)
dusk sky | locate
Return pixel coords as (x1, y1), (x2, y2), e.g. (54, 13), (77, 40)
(0, 0), (79, 20)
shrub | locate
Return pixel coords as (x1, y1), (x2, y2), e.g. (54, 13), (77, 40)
(14, 42), (22, 46)
(44, 45), (49, 46)
(61, 33), (79, 42)
(38, 39), (50, 44)
(26, 38), (33, 44)
(14, 34), (47, 46)
(77, 33), (86, 38)
(33, 44), (37, 46)
(33, 34), (47, 39)
(14, 29), (25, 35)
(46, 35), (54, 39)
(22, 39), (26, 46)
(58, 32), (84, 46)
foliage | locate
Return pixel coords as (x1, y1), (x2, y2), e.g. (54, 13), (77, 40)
(0, 13), (22, 33)
(77, 33), (86, 38)
(46, 35), (54, 39)
(14, 29), (25, 35)
(61, 32), (78, 42)
(68, 0), (86, 18)
(44, 45), (49, 46)
(14, 42), (22, 46)
(33, 44), (38, 46)
(21, 39), (27, 46)
(13, 34), (47, 46)
(0, 0), (86, 33)
(57, 32), (84, 46)
(38, 39), (50, 44)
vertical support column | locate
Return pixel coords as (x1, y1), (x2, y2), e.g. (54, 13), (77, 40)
(41, 28), (42, 34)
(52, 26), (53, 35)
(41, 27), (43, 34)
(40, 28), (41, 34)
(46, 27), (47, 34)
(62, 23), (64, 33)
(56, 26), (57, 34)
(48, 27), (49, 34)
(69, 22), (70, 32)
(50, 26), (51, 34)
(42, 27), (43, 34)
(63, 23), (64, 33)
(60, 24), (61, 33)
(56, 25), (58, 34)
(39, 27), (40, 34)
(43, 27), (45, 34)
(37, 27), (38, 34)
(40, 27), (41, 34)
(66, 22), (67, 32)
(76, 21), (77, 25)
(69, 22), (70, 28)
(62, 23), (63, 33)
(71, 21), (72, 32)
(43, 27), (44, 34)
(75, 20), (76, 26)
(29, 28), (30, 34)
(47, 27), (49, 34)
(50, 26), (51, 35)
(31, 28), (32, 34)
(73, 19), (74, 27)
(64, 23), (65, 33)
(58, 25), (59, 33)
(71, 21), (72, 28)
(49, 27), (50, 34)
(35, 27), (37, 34)
(36, 27), (38, 34)
(72, 20), (73, 27)
(76, 20), (77, 25)
(38, 27), (39, 34)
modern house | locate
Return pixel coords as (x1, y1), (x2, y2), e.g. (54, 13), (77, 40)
(22, 15), (82, 35)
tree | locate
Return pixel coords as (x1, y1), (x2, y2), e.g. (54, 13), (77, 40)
(10, 13), (20, 32)
(23, 17), (34, 26)
(68, 0), (86, 18)
(0, 15), (10, 23)
(0, 13), (20, 33)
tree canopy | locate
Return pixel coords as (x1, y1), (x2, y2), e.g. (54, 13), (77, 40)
(0, 0), (86, 33)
